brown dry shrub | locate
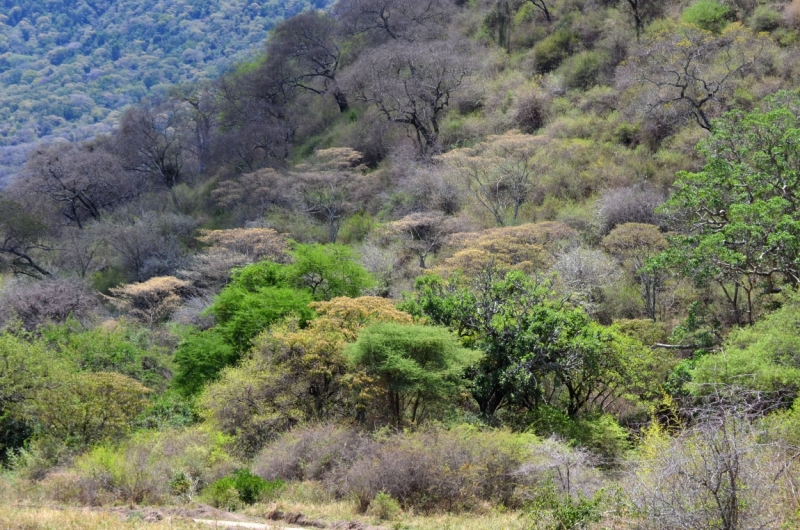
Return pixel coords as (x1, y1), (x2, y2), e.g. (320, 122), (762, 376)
(107, 276), (190, 327)
(595, 185), (666, 235)
(38, 472), (106, 506)
(786, 0), (800, 28)
(436, 222), (578, 276)
(0, 276), (103, 331)
(252, 423), (374, 483)
(513, 88), (550, 134)
(254, 424), (537, 513)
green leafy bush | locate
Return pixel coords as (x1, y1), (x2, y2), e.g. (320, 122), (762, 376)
(42, 320), (170, 390)
(559, 51), (609, 91)
(369, 491), (401, 520)
(74, 427), (236, 504)
(748, 6), (782, 33)
(682, 0), (733, 33)
(203, 470), (284, 510)
(533, 29), (579, 73)
(173, 329), (238, 395)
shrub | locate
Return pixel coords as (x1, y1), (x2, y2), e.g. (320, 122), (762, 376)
(42, 320), (171, 391)
(369, 491), (401, 521)
(558, 51), (609, 91)
(28, 372), (151, 448)
(533, 30), (579, 73)
(254, 424), (538, 513)
(749, 6), (782, 32)
(682, 0), (733, 33)
(107, 276), (190, 327)
(513, 89), (549, 134)
(252, 424), (373, 482)
(0, 277), (102, 331)
(74, 427), (236, 504)
(203, 470), (284, 510)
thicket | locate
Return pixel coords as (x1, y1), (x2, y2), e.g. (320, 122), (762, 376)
(2, 0), (800, 527)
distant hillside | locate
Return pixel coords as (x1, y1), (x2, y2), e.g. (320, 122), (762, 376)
(0, 0), (333, 187)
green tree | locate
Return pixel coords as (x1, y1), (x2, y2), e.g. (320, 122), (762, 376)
(175, 243), (372, 394)
(346, 322), (481, 426)
(660, 91), (800, 325)
(405, 268), (648, 418)
(0, 332), (67, 462)
(289, 243), (374, 299)
(201, 297), (412, 453)
(690, 291), (800, 402)
(28, 371), (151, 448)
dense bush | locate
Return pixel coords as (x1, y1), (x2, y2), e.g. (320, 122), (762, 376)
(203, 470), (283, 510)
(682, 0), (733, 32)
(255, 424), (541, 512)
(71, 427), (236, 505)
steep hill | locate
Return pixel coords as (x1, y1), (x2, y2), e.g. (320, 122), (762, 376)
(0, 0), (333, 186)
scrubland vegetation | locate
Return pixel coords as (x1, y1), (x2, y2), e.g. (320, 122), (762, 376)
(4, 0), (800, 528)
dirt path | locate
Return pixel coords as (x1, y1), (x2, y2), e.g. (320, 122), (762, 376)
(193, 519), (304, 529)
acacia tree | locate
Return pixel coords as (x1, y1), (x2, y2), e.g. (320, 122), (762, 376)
(346, 39), (474, 156)
(406, 268), (647, 418)
(265, 11), (349, 113)
(347, 322), (481, 427)
(618, 23), (768, 131)
(660, 91), (800, 325)
(384, 212), (461, 269)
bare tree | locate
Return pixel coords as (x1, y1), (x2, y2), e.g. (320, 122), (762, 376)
(18, 141), (139, 229)
(0, 199), (52, 278)
(552, 247), (621, 317)
(595, 184), (665, 235)
(265, 11), (349, 113)
(617, 24), (769, 131)
(116, 99), (196, 205)
(0, 276), (102, 330)
(346, 39), (474, 157)
(211, 168), (289, 225)
(628, 398), (799, 530)
(334, 0), (453, 44)
(523, 0), (551, 22)
(622, 0), (664, 41)
(213, 70), (295, 172)
(441, 132), (547, 226)
(295, 171), (357, 244)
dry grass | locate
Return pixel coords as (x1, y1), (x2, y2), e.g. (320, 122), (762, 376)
(239, 482), (530, 530)
(0, 506), (210, 530)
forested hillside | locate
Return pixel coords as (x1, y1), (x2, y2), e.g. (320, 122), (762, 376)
(0, 0), (333, 187)
(3, 0), (800, 528)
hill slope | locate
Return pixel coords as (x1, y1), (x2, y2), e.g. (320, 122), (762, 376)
(0, 0), (333, 187)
